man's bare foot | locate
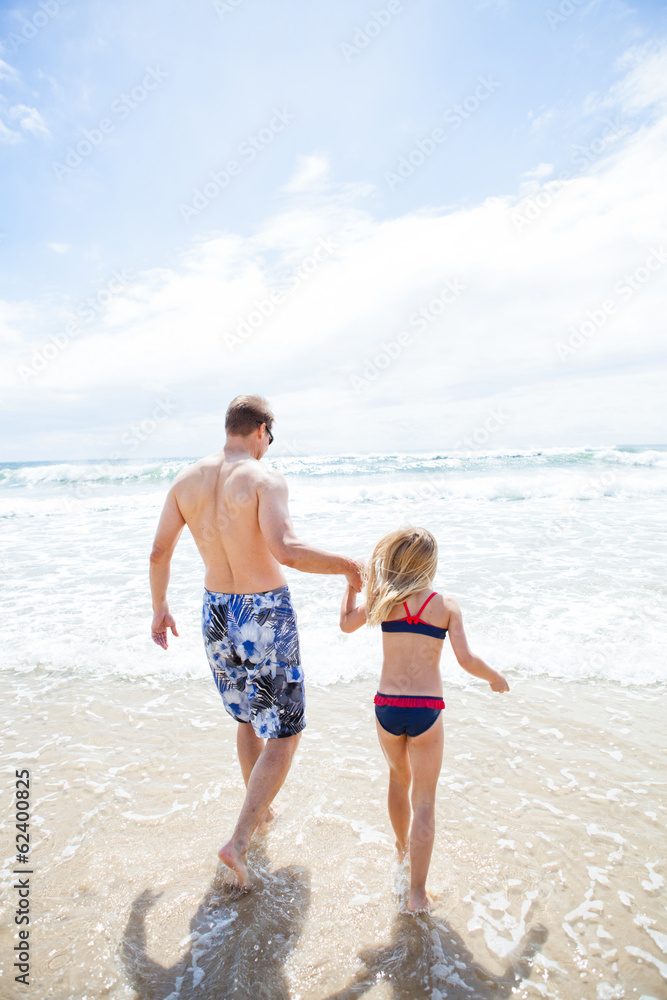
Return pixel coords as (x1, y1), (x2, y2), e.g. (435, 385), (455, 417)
(218, 841), (250, 890)
(407, 889), (434, 914)
(395, 839), (409, 863)
(257, 804), (277, 835)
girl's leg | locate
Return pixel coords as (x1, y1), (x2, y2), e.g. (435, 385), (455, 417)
(375, 718), (411, 858)
(406, 715), (444, 911)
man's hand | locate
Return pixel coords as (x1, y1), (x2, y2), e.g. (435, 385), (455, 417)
(151, 610), (179, 649)
(345, 559), (364, 593)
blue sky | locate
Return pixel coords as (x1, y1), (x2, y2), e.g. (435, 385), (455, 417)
(1, 0), (667, 459)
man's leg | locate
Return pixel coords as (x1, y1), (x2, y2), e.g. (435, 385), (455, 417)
(236, 721), (263, 784)
(218, 732), (301, 887)
(236, 722), (276, 827)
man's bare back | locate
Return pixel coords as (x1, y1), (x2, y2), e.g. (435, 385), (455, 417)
(173, 450), (290, 593)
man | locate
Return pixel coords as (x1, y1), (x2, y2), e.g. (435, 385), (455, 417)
(149, 394), (362, 888)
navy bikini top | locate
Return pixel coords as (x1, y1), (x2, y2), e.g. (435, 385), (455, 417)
(381, 592), (447, 640)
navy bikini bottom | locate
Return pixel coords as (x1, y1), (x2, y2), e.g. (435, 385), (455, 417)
(374, 692), (445, 738)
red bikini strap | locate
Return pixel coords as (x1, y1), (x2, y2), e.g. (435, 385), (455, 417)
(414, 591), (437, 621)
(403, 592), (437, 624)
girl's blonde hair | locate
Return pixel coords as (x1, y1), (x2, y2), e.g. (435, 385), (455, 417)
(364, 526), (438, 626)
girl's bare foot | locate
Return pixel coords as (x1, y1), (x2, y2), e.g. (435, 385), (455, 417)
(395, 839), (409, 863)
(407, 888), (434, 913)
(217, 841), (250, 890)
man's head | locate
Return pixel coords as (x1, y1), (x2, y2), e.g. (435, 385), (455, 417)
(225, 394), (274, 457)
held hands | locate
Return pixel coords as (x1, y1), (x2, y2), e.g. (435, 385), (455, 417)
(345, 558), (364, 593)
(489, 671), (510, 693)
(151, 609), (179, 649)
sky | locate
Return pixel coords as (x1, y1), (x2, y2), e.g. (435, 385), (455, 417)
(1, 0), (667, 459)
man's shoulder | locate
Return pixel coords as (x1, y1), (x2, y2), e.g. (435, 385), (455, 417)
(238, 462), (287, 494)
(171, 455), (214, 484)
(169, 454), (224, 498)
(171, 454), (287, 495)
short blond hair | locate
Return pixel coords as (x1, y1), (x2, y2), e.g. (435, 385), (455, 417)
(225, 394), (274, 436)
(364, 527), (438, 626)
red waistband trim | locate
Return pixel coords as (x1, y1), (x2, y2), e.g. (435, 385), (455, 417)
(374, 693), (445, 710)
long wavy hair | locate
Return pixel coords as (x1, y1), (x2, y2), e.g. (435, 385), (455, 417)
(364, 526), (438, 627)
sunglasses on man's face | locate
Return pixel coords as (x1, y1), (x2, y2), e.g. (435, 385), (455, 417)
(260, 422), (273, 445)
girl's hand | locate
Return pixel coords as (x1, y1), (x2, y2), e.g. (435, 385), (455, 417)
(489, 672), (509, 693)
(340, 582), (367, 633)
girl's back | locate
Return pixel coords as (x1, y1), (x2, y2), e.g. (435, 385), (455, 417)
(378, 588), (452, 699)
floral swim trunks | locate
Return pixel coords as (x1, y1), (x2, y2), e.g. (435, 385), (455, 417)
(202, 584), (305, 739)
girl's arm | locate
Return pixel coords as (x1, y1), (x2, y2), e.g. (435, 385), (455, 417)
(447, 600), (509, 692)
(340, 582), (368, 633)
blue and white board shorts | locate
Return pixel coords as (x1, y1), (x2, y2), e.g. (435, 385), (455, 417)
(202, 584), (305, 739)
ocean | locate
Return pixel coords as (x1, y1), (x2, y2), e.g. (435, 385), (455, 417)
(1, 446), (666, 999)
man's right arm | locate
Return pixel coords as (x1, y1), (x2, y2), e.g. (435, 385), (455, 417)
(149, 484), (186, 648)
(258, 472), (362, 590)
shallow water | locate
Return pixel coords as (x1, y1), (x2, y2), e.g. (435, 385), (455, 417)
(1, 673), (665, 999)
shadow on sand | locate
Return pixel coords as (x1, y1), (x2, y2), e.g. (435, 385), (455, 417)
(322, 910), (549, 1000)
(120, 843), (311, 1000)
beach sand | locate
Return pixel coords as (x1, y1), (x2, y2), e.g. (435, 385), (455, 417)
(1, 673), (666, 1000)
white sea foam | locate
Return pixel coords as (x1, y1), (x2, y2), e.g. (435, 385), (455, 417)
(1, 448), (665, 688)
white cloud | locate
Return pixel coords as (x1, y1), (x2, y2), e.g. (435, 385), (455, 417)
(529, 108), (555, 131)
(612, 43), (667, 115)
(9, 104), (51, 140)
(0, 301), (31, 347)
(0, 59), (19, 83)
(47, 243), (71, 254)
(0, 119), (21, 145)
(521, 162), (554, 180)
(283, 152), (331, 193)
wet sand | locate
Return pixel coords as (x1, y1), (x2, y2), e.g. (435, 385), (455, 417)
(1, 673), (666, 999)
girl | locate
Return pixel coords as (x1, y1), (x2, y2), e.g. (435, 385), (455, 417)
(340, 526), (509, 913)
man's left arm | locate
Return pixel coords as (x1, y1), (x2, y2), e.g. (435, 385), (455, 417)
(150, 486), (186, 649)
